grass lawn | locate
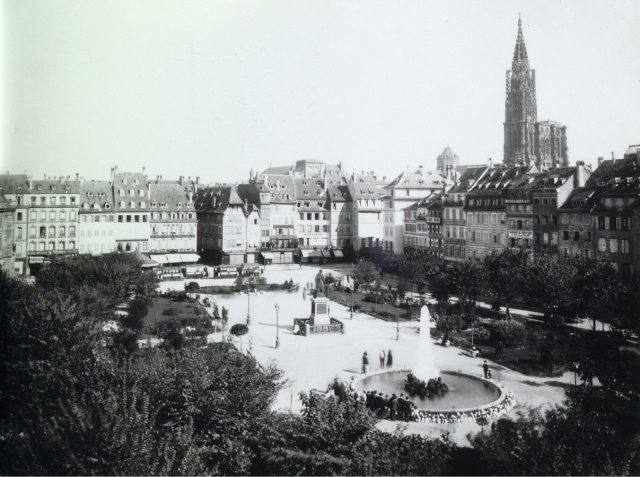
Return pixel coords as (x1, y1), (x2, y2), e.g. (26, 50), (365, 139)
(144, 296), (209, 334)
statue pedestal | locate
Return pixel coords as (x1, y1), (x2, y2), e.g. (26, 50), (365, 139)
(310, 296), (331, 325)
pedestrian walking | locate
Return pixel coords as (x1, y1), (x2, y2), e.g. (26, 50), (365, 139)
(362, 352), (369, 374)
(379, 350), (386, 368)
(386, 350), (393, 368)
(483, 360), (489, 379)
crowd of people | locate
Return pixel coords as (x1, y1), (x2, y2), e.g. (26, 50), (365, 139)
(363, 390), (419, 421)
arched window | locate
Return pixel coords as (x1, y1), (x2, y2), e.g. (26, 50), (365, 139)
(129, 190), (135, 197)
(83, 203), (90, 209)
(48, 241), (55, 250)
(69, 241), (75, 249)
(92, 203), (100, 209)
(59, 241), (65, 250)
(59, 227), (65, 237)
(49, 226), (55, 237)
(29, 242), (36, 252)
(140, 201), (145, 208)
(129, 201), (135, 208)
(125, 242), (132, 252)
(69, 226), (75, 237)
(104, 203), (111, 209)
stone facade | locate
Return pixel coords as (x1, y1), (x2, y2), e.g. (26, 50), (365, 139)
(503, 17), (568, 169)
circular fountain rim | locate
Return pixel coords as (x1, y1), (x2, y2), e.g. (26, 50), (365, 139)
(355, 369), (506, 414)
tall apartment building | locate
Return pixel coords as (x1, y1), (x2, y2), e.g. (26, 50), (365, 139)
(326, 170), (353, 254)
(0, 194), (15, 275)
(442, 166), (488, 262)
(348, 173), (385, 258)
(78, 181), (116, 255)
(383, 166), (447, 254)
(148, 177), (198, 254)
(0, 174), (28, 276)
(465, 167), (524, 261)
(195, 185), (261, 265)
(112, 168), (150, 253)
(403, 192), (444, 257)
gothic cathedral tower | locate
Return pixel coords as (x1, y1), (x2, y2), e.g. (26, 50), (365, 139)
(504, 16), (537, 167)
(503, 16), (568, 169)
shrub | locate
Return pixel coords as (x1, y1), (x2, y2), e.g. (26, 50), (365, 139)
(491, 320), (528, 348)
(185, 281), (200, 292)
(162, 308), (177, 316)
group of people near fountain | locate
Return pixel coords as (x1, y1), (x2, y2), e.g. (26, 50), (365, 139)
(363, 391), (419, 421)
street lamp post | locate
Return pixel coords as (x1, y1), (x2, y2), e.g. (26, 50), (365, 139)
(396, 298), (400, 340)
(246, 276), (252, 326)
(350, 288), (354, 320)
(275, 303), (280, 349)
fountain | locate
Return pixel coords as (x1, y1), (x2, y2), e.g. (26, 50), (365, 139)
(412, 304), (439, 381)
(356, 303), (512, 417)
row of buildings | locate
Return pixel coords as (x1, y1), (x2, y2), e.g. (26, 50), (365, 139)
(0, 167), (199, 278)
(403, 146), (640, 276)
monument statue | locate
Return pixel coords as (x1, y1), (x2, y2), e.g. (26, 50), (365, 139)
(315, 269), (325, 295)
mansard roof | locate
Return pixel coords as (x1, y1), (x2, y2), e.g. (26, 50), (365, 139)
(349, 174), (386, 200)
(195, 185), (253, 214)
(0, 174), (29, 194)
(149, 182), (195, 212)
(385, 167), (445, 190)
(79, 181), (115, 210)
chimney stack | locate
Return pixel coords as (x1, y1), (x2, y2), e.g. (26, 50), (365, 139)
(575, 161), (589, 187)
(142, 166), (146, 175)
(488, 158), (493, 168)
(598, 156), (604, 166)
(179, 176), (184, 186)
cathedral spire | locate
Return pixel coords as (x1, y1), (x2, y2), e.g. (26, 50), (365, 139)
(512, 15), (529, 70)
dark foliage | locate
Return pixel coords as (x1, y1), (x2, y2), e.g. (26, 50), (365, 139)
(404, 372), (449, 399)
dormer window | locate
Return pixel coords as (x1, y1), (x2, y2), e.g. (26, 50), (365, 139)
(303, 191), (309, 196)
(119, 189), (124, 196)
(178, 202), (182, 208)
(134, 179), (139, 185)
(302, 181), (308, 186)
(152, 202), (157, 207)
(92, 203), (100, 210)
(83, 203), (89, 209)
(129, 201), (136, 208)
(99, 192), (105, 197)
(105, 203), (111, 209)
(129, 190), (135, 197)
(140, 201), (145, 208)
(160, 202), (166, 208)
(87, 191), (93, 196)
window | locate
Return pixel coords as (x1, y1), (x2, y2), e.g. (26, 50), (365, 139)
(573, 231), (580, 242)
(542, 198), (549, 205)
(118, 215), (123, 223)
(39, 226), (46, 238)
(134, 215), (140, 223)
(40, 197), (46, 205)
(129, 201), (135, 208)
(621, 239), (630, 254)
(609, 238), (618, 253)
(139, 190), (144, 197)
(31, 197), (36, 205)
(50, 197), (56, 205)
(142, 215), (148, 222)
(59, 227), (65, 237)
(126, 215), (132, 223)
(17, 227), (23, 239)
(598, 238), (607, 252)
(60, 197), (66, 204)
(69, 226), (75, 237)
(315, 225), (320, 233)
(306, 225), (311, 233)
(583, 231), (591, 242)
(563, 230), (569, 241)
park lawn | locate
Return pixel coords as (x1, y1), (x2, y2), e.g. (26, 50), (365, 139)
(143, 296), (209, 333)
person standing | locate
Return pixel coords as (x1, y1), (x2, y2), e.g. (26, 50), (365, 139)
(483, 360), (489, 379)
(389, 394), (398, 421)
(397, 394), (406, 421)
(379, 350), (386, 368)
(386, 350), (393, 368)
(362, 352), (369, 374)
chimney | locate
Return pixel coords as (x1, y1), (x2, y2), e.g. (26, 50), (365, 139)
(27, 175), (33, 189)
(488, 158), (493, 168)
(598, 156), (604, 166)
(142, 166), (146, 175)
(76, 173), (79, 181)
(188, 190), (193, 201)
(575, 161), (589, 187)
(179, 176), (184, 186)
(612, 152), (615, 160)
(157, 175), (162, 184)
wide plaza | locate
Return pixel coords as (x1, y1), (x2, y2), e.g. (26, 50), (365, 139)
(158, 263), (574, 445)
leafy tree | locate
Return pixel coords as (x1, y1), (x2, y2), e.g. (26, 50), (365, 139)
(483, 248), (529, 319)
(230, 323), (249, 353)
(160, 319), (186, 351)
(351, 259), (377, 293)
(522, 255), (575, 324)
(447, 260), (486, 316)
(572, 259), (621, 330)
(122, 298), (149, 332)
(468, 390), (640, 476)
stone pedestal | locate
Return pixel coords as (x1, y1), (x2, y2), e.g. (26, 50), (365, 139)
(310, 296), (331, 325)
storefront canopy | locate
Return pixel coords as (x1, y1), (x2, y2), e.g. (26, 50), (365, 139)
(321, 249), (331, 258)
(134, 251), (160, 268)
(332, 249), (344, 258)
(261, 252), (273, 259)
(180, 253), (200, 263)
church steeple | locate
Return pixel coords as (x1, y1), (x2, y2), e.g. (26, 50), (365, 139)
(503, 16), (537, 167)
(512, 15), (530, 70)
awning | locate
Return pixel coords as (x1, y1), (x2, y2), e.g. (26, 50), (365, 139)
(261, 252), (273, 259)
(29, 256), (44, 264)
(300, 249), (311, 258)
(134, 250), (160, 268)
(321, 249), (331, 258)
(308, 250), (322, 258)
(165, 254), (184, 264)
(180, 253), (200, 263)
(150, 254), (169, 264)
(332, 249), (344, 258)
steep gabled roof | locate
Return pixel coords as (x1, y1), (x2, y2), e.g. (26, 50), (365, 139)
(79, 181), (115, 211)
(149, 182), (195, 212)
(385, 167), (446, 190)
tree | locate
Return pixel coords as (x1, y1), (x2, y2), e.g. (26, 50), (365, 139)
(447, 260), (486, 316)
(523, 256), (576, 324)
(468, 391), (640, 476)
(122, 298), (149, 332)
(351, 259), (377, 294)
(572, 259), (622, 331)
(230, 323), (249, 353)
(483, 248), (529, 319)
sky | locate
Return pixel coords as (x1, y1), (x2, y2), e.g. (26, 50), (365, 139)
(2, 0), (639, 185)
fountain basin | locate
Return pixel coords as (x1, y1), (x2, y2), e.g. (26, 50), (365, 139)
(357, 370), (503, 413)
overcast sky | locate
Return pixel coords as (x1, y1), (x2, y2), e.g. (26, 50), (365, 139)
(2, 0), (639, 185)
